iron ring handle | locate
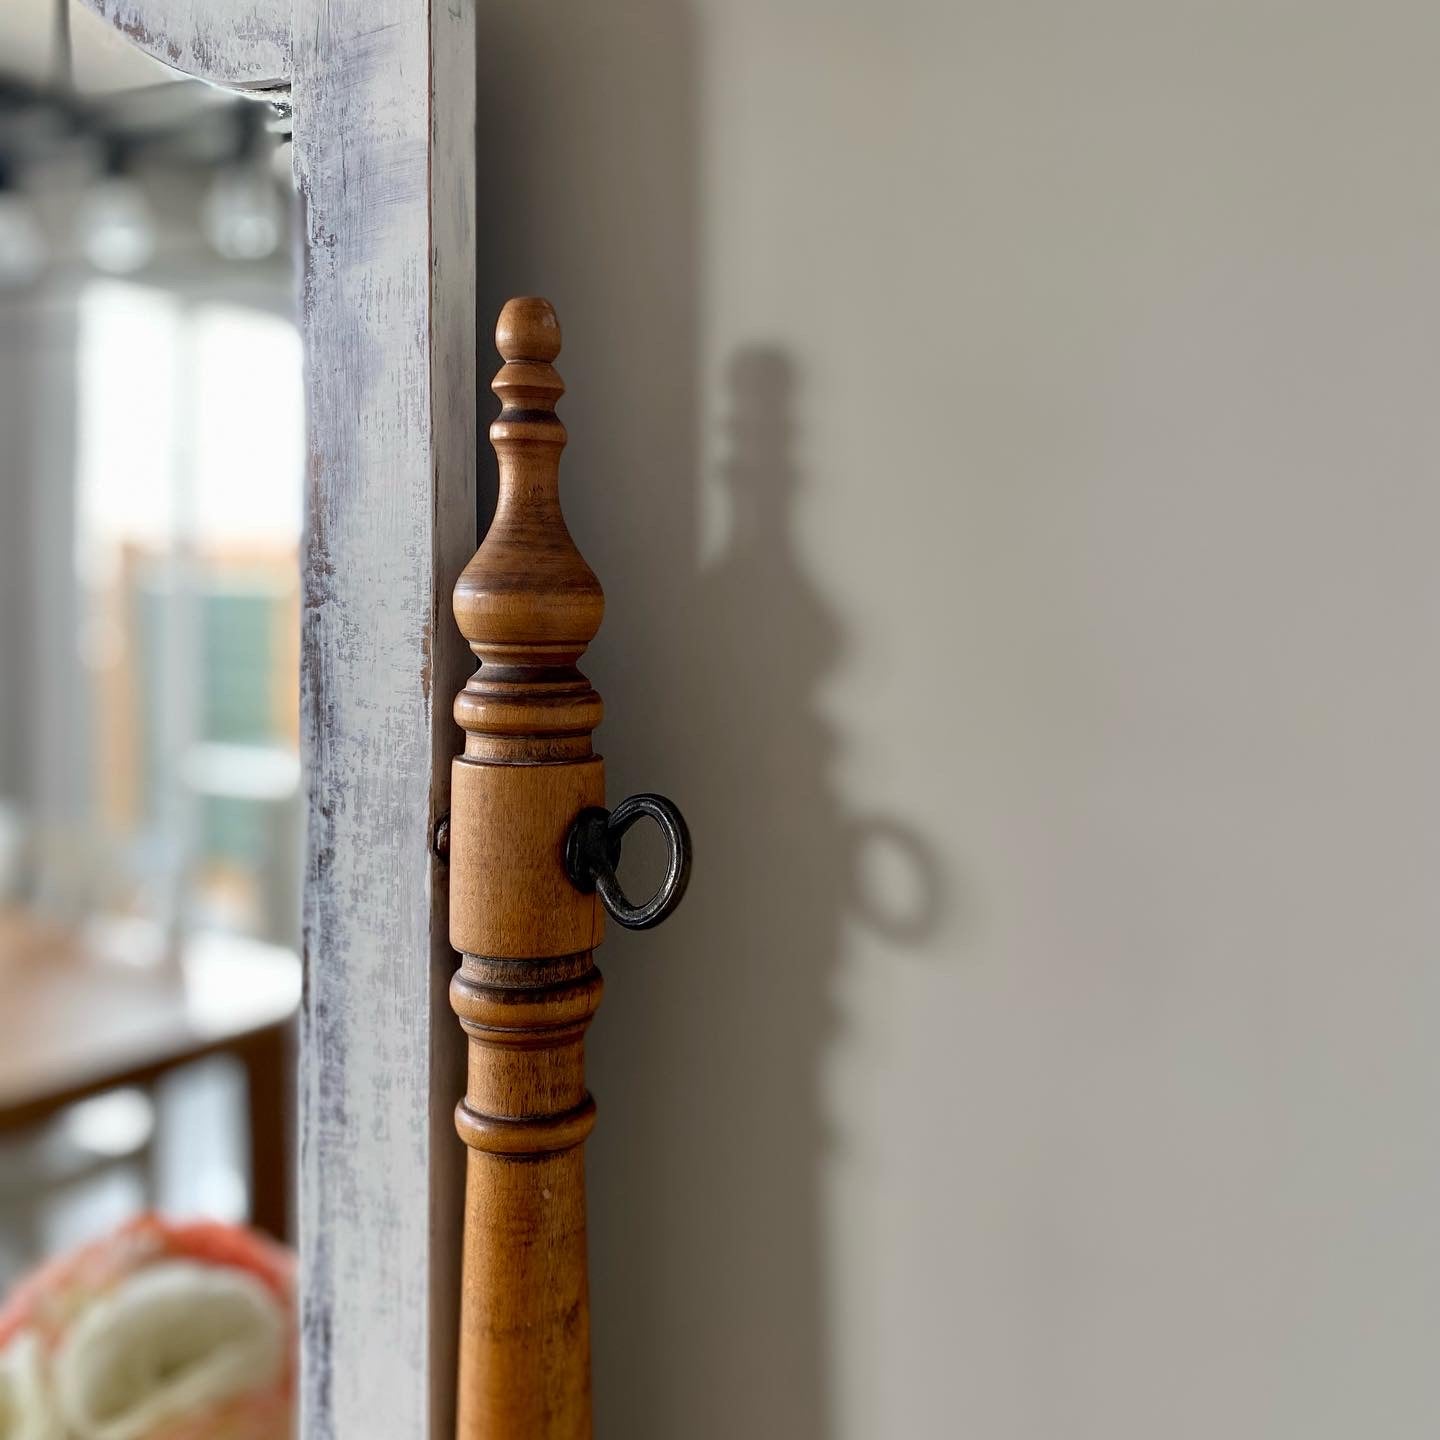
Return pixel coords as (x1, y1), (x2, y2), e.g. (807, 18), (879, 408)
(565, 793), (692, 931)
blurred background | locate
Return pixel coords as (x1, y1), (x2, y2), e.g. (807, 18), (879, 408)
(0, 1), (299, 1286)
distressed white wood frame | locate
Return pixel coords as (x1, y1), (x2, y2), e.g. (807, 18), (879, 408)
(80, 0), (291, 91)
(76, 2), (477, 1436)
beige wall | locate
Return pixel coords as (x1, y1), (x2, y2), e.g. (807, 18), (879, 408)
(475, 2), (1440, 1435)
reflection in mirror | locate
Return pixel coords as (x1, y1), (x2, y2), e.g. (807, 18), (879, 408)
(0, 36), (302, 1396)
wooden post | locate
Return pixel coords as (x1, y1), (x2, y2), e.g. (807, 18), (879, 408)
(449, 299), (606, 1439)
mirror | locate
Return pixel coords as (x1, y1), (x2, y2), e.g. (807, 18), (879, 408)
(0, 13), (302, 1301)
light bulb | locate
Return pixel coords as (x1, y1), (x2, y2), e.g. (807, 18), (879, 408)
(202, 161), (283, 262)
(80, 176), (156, 275)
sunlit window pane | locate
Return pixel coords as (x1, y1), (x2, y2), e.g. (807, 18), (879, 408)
(75, 282), (303, 949)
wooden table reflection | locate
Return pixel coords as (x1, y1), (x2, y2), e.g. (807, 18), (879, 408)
(0, 910), (300, 1241)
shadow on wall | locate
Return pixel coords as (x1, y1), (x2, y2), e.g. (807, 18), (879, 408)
(620, 347), (946, 1440)
(474, 7), (944, 1436)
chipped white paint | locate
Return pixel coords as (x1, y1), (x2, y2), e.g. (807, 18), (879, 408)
(76, 0), (290, 89)
(291, 1), (476, 1436)
(76, 0), (477, 1435)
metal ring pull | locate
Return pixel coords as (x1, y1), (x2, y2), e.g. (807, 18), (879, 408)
(565, 793), (692, 930)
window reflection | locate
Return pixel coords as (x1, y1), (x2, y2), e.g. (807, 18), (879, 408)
(0, 65), (303, 1315)
(75, 283), (304, 952)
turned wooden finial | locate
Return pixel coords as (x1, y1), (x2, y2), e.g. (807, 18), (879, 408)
(448, 299), (608, 1439)
(446, 297), (692, 1437)
(453, 297), (603, 673)
(495, 294), (562, 363)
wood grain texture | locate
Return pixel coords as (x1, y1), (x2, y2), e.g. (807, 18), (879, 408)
(450, 300), (606, 1440)
(76, 0), (290, 89)
(448, 759), (605, 959)
(292, 1), (475, 1436)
